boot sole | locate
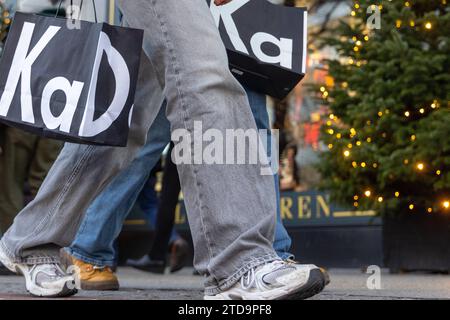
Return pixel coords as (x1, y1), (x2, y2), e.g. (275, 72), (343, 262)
(131, 265), (166, 274)
(81, 281), (119, 291)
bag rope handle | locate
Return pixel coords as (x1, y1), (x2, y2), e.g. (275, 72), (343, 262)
(55, 0), (98, 23)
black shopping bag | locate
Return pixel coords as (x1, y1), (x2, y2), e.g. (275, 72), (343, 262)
(0, 12), (143, 146)
(208, 0), (308, 100)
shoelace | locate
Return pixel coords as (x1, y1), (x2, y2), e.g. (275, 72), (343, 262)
(241, 268), (256, 290)
(240, 260), (285, 291)
(93, 265), (112, 272)
(29, 263), (65, 280)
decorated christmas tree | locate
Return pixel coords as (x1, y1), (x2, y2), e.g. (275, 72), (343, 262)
(0, 1), (11, 49)
(317, 0), (450, 215)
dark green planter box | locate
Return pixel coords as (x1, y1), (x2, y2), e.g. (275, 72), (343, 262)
(119, 191), (450, 272)
(383, 211), (450, 273)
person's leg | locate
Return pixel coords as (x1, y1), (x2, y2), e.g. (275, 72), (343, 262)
(65, 104), (171, 268)
(0, 50), (164, 264)
(245, 88), (293, 260)
(138, 170), (183, 244)
(0, 128), (37, 276)
(168, 229), (182, 244)
(151, 144), (189, 273)
(27, 138), (63, 198)
(127, 142), (184, 273)
(273, 175), (294, 259)
(0, 128), (37, 234)
(149, 143), (181, 262)
(118, 0), (279, 295)
(141, 88), (293, 273)
(138, 175), (162, 228)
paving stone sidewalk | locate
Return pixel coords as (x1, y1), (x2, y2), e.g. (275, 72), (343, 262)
(0, 268), (448, 300)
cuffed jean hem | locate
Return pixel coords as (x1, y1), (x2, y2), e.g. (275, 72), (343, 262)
(64, 247), (115, 267)
(277, 252), (295, 261)
(204, 252), (280, 296)
(0, 240), (59, 265)
(274, 241), (295, 260)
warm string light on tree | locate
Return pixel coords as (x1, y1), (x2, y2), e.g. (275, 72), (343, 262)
(321, 97), (446, 211)
(0, 3), (11, 44)
(316, 0), (450, 215)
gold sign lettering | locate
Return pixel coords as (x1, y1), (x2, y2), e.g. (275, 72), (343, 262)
(280, 197), (293, 220)
(316, 195), (331, 218)
(298, 196), (312, 219)
(175, 204), (186, 225)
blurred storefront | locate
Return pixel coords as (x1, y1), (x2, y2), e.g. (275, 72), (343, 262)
(272, 1), (350, 192)
(268, 1), (384, 268)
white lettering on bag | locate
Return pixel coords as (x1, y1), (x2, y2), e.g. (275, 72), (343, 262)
(210, 0), (294, 70)
(210, 0), (251, 55)
(250, 32), (293, 69)
(41, 77), (84, 133)
(0, 22), (61, 122)
(78, 31), (130, 137)
(0, 22), (131, 137)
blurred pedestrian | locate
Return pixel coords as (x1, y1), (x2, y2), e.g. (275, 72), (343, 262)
(133, 155), (190, 274)
(0, 126), (62, 275)
(0, 128), (62, 233)
(126, 143), (190, 274)
(280, 144), (299, 191)
(0, 0), (64, 276)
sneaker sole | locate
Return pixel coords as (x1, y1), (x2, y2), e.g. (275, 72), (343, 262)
(205, 268), (326, 300)
(0, 268), (17, 276)
(277, 269), (325, 300)
(26, 283), (78, 298)
(14, 264), (78, 298)
(0, 246), (77, 298)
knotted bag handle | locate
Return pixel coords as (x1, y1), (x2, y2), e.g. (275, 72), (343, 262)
(55, 0), (98, 23)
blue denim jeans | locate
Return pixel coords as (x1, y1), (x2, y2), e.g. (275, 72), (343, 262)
(66, 89), (293, 267)
(138, 175), (180, 244)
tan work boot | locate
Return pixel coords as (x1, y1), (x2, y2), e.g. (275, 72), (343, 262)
(60, 249), (120, 291)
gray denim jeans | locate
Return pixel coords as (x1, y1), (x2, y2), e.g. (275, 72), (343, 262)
(0, 0), (279, 295)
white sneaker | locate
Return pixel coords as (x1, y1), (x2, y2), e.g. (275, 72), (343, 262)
(0, 245), (77, 297)
(204, 260), (325, 300)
